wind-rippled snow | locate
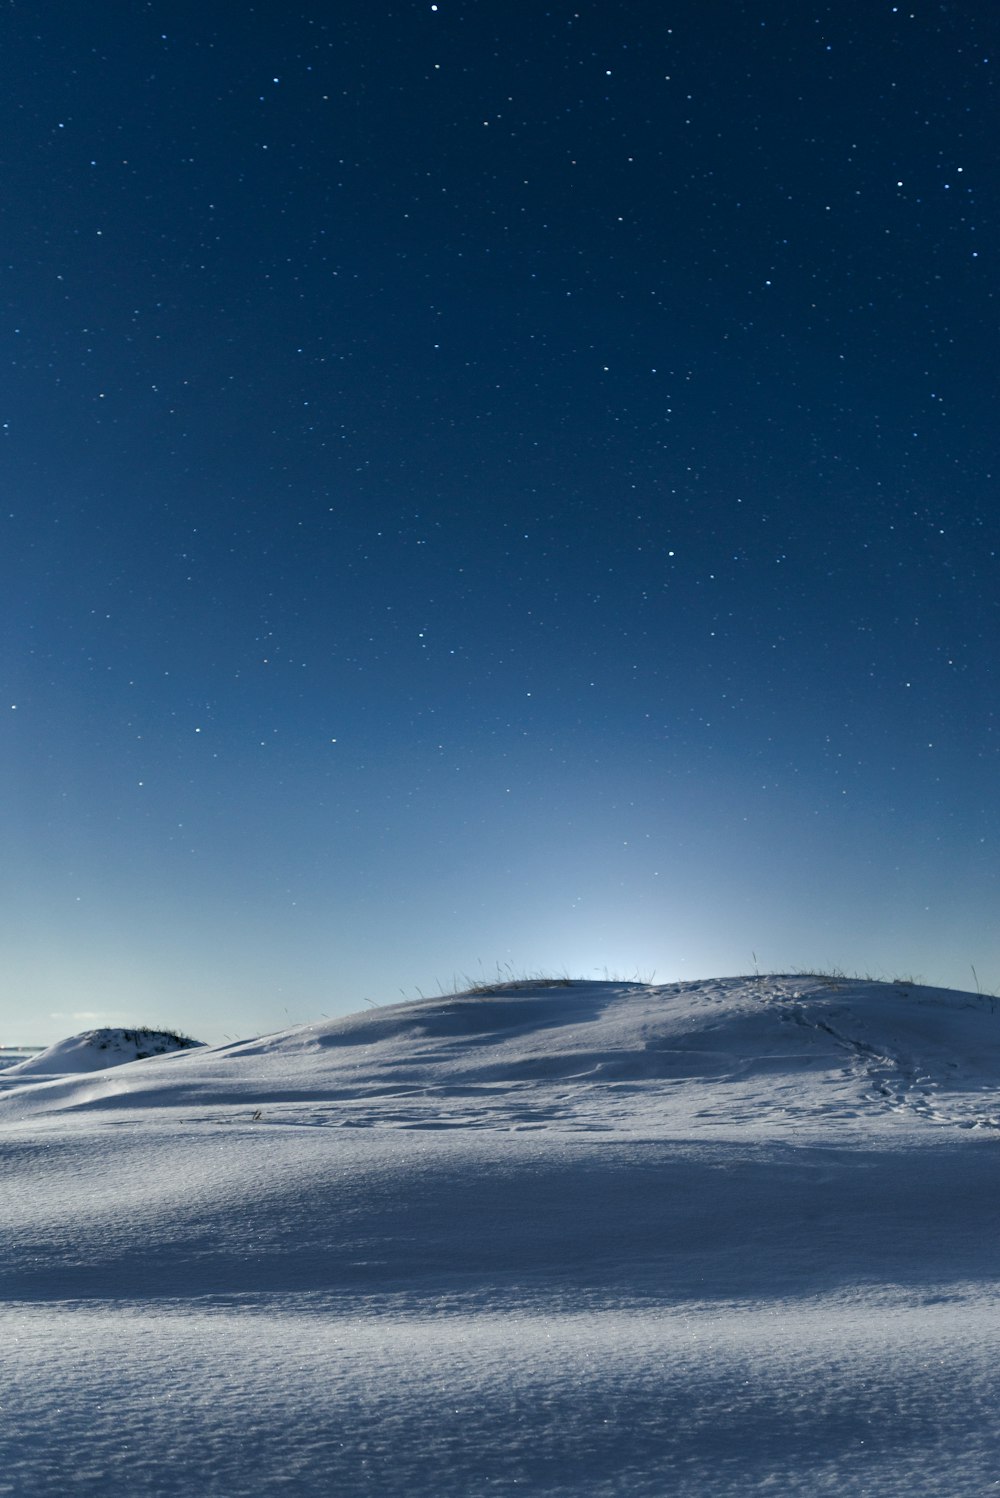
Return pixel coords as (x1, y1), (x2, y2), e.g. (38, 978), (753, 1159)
(3, 976), (1000, 1495)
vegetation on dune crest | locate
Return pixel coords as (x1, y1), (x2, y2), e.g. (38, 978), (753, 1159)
(453, 963), (660, 998)
(406, 961), (1000, 1009)
(86, 1026), (202, 1059)
(460, 975), (576, 997)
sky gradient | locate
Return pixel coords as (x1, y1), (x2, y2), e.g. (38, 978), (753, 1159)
(4, 2), (998, 1044)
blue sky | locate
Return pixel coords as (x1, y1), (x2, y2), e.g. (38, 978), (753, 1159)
(3, 1), (998, 1043)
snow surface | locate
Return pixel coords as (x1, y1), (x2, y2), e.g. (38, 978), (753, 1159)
(3, 975), (1000, 1495)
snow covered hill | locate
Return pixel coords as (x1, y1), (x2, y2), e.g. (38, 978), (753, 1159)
(0, 1025), (202, 1076)
(3, 976), (1000, 1496)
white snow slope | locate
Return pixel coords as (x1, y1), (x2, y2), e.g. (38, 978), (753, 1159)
(3, 975), (1000, 1496)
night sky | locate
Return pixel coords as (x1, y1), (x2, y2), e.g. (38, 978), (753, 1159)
(4, 2), (998, 1045)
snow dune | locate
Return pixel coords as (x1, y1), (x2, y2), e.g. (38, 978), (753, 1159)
(0, 1025), (201, 1076)
(3, 975), (1000, 1495)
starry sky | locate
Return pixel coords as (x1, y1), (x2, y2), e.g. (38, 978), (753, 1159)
(3, 2), (998, 1045)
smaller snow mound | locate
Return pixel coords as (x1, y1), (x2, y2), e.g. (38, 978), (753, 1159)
(1, 1027), (203, 1076)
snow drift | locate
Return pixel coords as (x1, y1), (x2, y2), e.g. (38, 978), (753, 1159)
(0, 1025), (203, 1076)
(2, 975), (999, 1496)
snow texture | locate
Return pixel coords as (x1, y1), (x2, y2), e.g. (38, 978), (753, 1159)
(2, 975), (1000, 1495)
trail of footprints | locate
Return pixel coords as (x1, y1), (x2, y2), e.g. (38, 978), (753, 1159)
(778, 994), (1000, 1132)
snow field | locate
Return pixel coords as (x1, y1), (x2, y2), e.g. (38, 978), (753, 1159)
(3, 977), (1000, 1494)
(6, 1295), (1000, 1496)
